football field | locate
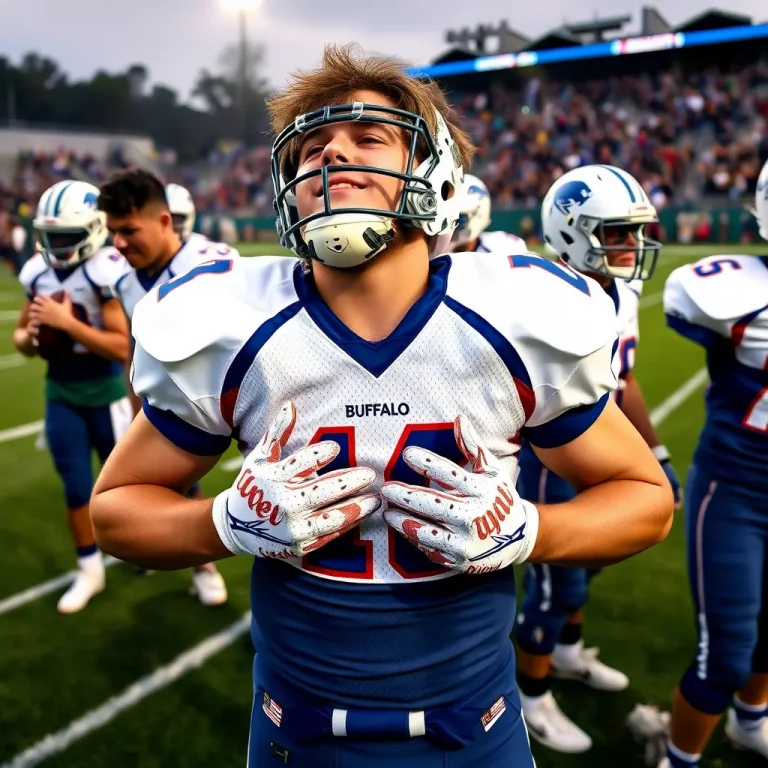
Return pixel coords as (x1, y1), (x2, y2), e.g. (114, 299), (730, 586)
(0, 243), (764, 767)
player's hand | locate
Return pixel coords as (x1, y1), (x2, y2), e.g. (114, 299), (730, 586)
(380, 415), (539, 573)
(212, 401), (381, 558)
(29, 294), (74, 331)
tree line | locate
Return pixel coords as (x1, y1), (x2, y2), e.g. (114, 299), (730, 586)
(0, 44), (271, 161)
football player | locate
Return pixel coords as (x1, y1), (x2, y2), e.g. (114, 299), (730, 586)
(450, 174), (527, 253)
(97, 168), (235, 607)
(514, 164), (682, 752)
(12, 180), (131, 613)
(654, 158), (768, 767)
(89, 45), (673, 766)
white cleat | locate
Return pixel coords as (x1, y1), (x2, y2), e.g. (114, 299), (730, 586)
(521, 691), (593, 753)
(725, 707), (768, 757)
(551, 641), (629, 691)
(57, 568), (105, 614)
(192, 566), (228, 607)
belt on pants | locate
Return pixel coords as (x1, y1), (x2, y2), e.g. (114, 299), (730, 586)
(259, 688), (510, 749)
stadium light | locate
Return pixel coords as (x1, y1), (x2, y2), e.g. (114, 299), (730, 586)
(220, 0), (265, 141)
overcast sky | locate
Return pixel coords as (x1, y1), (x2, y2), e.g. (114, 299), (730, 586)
(2, 0), (767, 102)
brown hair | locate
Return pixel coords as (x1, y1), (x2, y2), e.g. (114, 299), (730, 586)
(267, 43), (475, 179)
(98, 167), (168, 217)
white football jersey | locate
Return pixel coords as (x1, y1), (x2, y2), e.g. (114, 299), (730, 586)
(476, 230), (527, 253)
(132, 252), (619, 584)
(19, 248), (126, 352)
(112, 238), (240, 320)
(610, 278), (642, 403)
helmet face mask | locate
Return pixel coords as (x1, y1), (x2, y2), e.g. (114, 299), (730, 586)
(272, 101), (463, 268)
(574, 215), (661, 281)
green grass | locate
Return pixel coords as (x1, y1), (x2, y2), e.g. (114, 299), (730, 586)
(0, 243), (765, 767)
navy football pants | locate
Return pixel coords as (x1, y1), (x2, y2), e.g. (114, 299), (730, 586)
(45, 397), (132, 508)
(680, 464), (768, 702)
(514, 457), (596, 655)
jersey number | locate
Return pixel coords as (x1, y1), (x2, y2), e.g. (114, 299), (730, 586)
(507, 254), (590, 295)
(693, 259), (742, 277)
(158, 260), (233, 300)
(744, 387), (768, 433)
(301, 424), (465, 580)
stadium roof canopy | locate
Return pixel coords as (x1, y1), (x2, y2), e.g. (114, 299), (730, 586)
(432, 5), (760, 66)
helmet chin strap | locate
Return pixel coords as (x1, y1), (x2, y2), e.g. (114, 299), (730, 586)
(301, 213), (397, 269)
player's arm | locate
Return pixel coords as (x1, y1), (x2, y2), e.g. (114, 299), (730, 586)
(125, 341), (142, 415)
(90, 411), (232, 570)
(12, 300), (39, 357)
(29, 294), (130, 363)
(529, 398), (673, 567)
(619, 371), (660, 447)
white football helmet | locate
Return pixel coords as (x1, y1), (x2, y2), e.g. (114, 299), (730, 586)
(165, 183), (196, 241)
(33, 181), (107, 269)
(451, 174), (491, 249)
(755, 158), (768, 241)
(272, 102), (465, 268)
(542, 165), (661, 281)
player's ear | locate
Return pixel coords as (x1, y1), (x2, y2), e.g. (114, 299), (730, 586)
(158, 210), (173, 230)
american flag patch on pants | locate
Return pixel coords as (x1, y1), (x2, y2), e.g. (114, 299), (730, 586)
(481, 696), (506, 732)
(263, 692), (283, 728)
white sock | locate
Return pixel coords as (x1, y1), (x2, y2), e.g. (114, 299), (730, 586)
(78, 550), (104, 574)
(554, 640), (584, 666)
(520, 692), (547, 710)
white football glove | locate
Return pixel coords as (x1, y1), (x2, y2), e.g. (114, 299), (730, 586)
(380, 415), (539, 573)
(212, 402), (381, 558)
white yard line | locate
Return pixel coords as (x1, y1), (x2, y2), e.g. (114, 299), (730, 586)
(638, 291), (662, 310)
(0, 557), (121, 617)
(1, 613), (252, 768)
(221, 455), (244, 472)
(0, 291), (21, 303)
(0, 420), (43, 444)
(0, 310), (19, 322)
(0, 355), (25, 370)
(650, 368), (708, 427)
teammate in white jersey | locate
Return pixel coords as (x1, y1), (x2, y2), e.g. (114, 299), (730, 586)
(97, 168), (232, 607)
(648, 159), (768, 768)
(451, 174), (527, 254)
(90, 45), (673, 766)
(13, 180), (131, 613)
(514, 164), (682, 753)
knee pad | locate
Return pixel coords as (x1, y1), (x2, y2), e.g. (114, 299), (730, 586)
(679, 663), (743, 715)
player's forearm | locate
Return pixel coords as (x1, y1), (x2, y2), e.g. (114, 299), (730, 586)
(620, 374), (661, 448)
(65, 320), (129, 363)
(90, 485), (233, 569)
(530, 477), (673, 568)
(12, 327), (37, 357)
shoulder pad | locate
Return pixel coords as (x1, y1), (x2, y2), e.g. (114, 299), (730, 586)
(668, 255), (768, 321)
(479, 231), (527, 254)
(132, 256), (298, 363)
(18, 253), (47, 292)
(447, 251), (615, 358)
(623, 278), (643, 299)
(86, 248), (128, 288)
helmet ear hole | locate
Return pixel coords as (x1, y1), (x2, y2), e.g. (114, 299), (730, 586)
(560, 231), (574, 245)
(441, 181), (454, 201)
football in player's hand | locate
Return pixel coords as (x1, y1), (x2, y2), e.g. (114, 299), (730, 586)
(36, 291), (74, 360)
